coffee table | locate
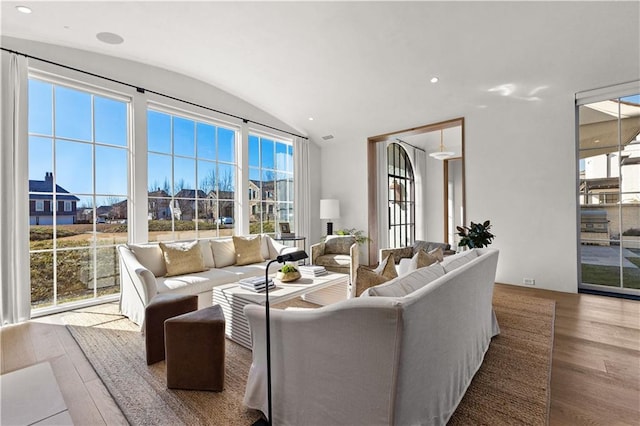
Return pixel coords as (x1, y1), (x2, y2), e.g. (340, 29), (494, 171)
(212, 271), (349, 349)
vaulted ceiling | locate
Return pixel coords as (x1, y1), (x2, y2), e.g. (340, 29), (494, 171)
(2, 1), (639, 145)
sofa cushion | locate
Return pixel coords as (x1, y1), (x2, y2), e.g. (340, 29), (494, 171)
(156, 268), (239, 295)
(199, 240), (216, 268)
(128, 243), (166, 277)
(440, 249), (478, 273)
(211, 238), (236, 268)
(364, 262), (445, 297)
(315, 254), (352, 268)
(324, 235), (356, 254)
(233, 235), (265, 266)
(159, 241), (207, 277)
(355, 254), (397, 296)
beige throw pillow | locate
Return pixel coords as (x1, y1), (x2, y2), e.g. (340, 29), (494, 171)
(233, 235), (265, 266)
(159, 241), (207, 277)
(409, 249), (439, 270)
(355, 254), (398, 296)
(428, 247), (444, 262)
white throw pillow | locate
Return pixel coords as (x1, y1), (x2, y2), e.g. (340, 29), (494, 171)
(440, 249), (478, 273)
(210, 238), (236, 268)
(128, 243), (166, 277)
(199, 239), (216, 268)
(260, 235), (271, 260)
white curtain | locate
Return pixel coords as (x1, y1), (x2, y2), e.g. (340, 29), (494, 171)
(293, 137), (310, 247)
(0, 51), (31, 326)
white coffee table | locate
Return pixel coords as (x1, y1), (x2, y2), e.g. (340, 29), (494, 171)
(212, 271), (349, 349)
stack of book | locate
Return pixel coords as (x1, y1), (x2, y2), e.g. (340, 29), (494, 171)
(298, 265), (327, 277)
(239, 275), (275, 292)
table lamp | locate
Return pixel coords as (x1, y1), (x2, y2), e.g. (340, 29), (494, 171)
(319, 199), (340, 235)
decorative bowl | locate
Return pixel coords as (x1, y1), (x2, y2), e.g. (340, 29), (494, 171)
(276, 270), (301, 282)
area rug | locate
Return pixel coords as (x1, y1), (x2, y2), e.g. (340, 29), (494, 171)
(65, 293), (555, 425)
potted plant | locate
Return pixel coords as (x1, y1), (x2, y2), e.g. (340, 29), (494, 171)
(325, 228), (372, 246)
(456, 220), (495, 249)
(276, 264), (301, 282)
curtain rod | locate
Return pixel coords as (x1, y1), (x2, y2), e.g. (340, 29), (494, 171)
(1, 47), (308, 140)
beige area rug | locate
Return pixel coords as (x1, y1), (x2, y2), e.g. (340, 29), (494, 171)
(65, 293), (555, 426)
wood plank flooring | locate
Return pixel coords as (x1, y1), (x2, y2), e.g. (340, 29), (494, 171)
(1, 284), (638, 425)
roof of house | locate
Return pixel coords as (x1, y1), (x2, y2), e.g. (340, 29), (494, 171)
(29, 179), (80, 201)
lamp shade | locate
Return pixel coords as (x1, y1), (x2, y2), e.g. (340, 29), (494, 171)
(320, 199), (340, 219)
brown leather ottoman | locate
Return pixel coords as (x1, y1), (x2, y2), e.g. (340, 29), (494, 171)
(164, 304), (226, 391)
(144, 293), (198, 365)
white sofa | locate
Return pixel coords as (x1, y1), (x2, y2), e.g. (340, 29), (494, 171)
(118, 234), (297, 327)
(243, 248), (499, 426)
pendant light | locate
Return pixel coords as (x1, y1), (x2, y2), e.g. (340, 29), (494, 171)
(429, 129), (455, 160)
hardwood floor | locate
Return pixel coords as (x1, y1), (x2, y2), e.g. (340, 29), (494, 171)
(1, 284), (638, 425)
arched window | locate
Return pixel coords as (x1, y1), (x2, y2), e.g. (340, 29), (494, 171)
(387, 143), (415, 248)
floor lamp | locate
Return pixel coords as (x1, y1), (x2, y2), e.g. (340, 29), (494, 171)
(253, 250), (309, 426)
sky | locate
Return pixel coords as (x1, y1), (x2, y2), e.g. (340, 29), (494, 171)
(28, 78), (294, 208)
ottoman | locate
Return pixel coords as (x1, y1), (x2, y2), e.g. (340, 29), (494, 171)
(144, 293), (198, 365)
(164, 304), (226, 391)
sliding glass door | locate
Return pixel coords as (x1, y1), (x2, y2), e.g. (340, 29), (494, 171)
(577, 91), (640, 295)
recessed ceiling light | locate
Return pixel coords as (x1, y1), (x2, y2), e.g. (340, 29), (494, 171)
(308, 117), (314, 121)
(96, 32), (124, 45)
(430, 77), (439, 83)
(16, 5), (32, 14)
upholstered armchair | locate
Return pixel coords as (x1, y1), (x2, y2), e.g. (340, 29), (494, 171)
(310, 235), (359, 293)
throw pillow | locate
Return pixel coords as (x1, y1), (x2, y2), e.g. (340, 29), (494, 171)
(409, 249), (439, 270)
(128, 243), (166, 277)
(159, 241), (207, 277)
(233, 235), (265, 266)
(355, 254), (397, 297)
(199, 239), (216, 268)
(324, 235), (356, 255)
(428, 247), (444, 262)
(210, 238), (237, 268)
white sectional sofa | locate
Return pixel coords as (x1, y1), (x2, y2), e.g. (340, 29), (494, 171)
(118, 234), (297, 327)
(243, 248), (499, 426)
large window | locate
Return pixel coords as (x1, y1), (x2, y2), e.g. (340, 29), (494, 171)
(388, 143), (415, 248)
(578, 93), (640, 294)
(248, 134), (294, 234)
(28, 76), (129, 310)
(147, 107), (238, 241)
(25, 71), (297, 315)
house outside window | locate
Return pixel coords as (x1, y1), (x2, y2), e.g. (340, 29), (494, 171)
(28, 75), (129, 310)
(147, 106), (238, 241)
(248, 134), (294, 235)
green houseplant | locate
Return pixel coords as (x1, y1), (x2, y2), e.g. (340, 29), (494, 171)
(456, 220), (495, 249)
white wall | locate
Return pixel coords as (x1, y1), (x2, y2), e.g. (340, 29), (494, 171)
(319, 88), (637, 293)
